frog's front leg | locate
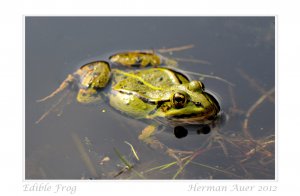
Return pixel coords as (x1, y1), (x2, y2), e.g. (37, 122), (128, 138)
(138, 125), (164, 150)
(138, 125), (191, 165)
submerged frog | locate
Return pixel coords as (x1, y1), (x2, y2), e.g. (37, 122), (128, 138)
(37, 49), (221, 156)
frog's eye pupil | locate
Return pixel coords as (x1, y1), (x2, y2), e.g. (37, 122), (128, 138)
(173, 92), (186, 109)
(175, 96), (184, 102)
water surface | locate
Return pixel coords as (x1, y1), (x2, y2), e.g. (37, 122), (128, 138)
(25, 17), (275, 179)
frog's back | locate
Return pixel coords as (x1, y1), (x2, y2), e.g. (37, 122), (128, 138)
(113, 68), (189, 97)
(108, 68), (189, 118)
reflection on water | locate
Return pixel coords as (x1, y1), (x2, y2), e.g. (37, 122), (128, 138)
(25, 17), (275, 179)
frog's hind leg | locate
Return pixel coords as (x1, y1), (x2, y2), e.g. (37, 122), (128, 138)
(36, 74), (74, 102)
(54, 90), (74, 117)
(109, 44), (195, 69)
(35, 89), (72, 124)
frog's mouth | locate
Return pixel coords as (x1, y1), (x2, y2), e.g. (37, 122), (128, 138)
(166, 106), (219, 125)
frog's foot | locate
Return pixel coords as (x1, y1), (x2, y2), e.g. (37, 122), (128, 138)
(142, 137), (185, 167)
(36, 74), (74, 102)
(109, 44), (196, 69)
(156, 44), (211, 67)
(35, 89), (73, 124)
(138, 125), (192, 167)
(161, 57), (178, 68)
(139, 126), (166, 151)
(155, 44), (194, 54)
(36, 74), (76, 124)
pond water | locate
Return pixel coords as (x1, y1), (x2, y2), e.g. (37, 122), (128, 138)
(25, 17), (275, 179)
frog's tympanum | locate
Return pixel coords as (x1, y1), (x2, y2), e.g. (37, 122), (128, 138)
(37, 50), (221, 157)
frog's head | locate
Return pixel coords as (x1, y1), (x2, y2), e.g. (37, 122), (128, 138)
(154, 81), (220, 124)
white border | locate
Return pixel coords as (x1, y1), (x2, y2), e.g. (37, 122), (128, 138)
(22, 15), (277, 193)
(1, 0), (299, 195)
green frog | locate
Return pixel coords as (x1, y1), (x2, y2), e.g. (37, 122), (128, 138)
(36, 50), (221, 157)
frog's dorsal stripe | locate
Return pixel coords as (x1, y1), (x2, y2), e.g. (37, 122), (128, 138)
(113, 67), (188, 88)
(113, 69), (164, 91)
(153, 68), (181, 84)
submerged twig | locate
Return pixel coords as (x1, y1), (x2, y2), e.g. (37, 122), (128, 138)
(38, 167), (47, 179)
(71, 133), (99, 178)
(172, 148), (207, 179)
(183, 70), (235, 86)
(144, 155), (192, 174)
(113, 147), (144, 179)
(237, 68), (275, 104)
(190, 161), (242, 178)
(241, 135), (275, 164)
(172, 57), (211, 65)
(144, 161), (178, 173)
(113, 147), (133, 169)
(228, 85), (238, 109)
(242, 87), (275, 140)
(124, 141), (140, 161)
(228, 85), (244, 115)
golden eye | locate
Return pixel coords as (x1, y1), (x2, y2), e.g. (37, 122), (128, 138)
(172, 92), (187, 109)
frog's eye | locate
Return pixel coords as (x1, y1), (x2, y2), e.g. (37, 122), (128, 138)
(172, 92), (187, 109)
(188, 81), (205, 92)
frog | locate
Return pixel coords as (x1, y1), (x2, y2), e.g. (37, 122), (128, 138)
(36, 49), (221, 159)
